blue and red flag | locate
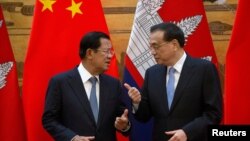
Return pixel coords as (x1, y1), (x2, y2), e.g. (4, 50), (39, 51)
(123, 0), (218, 140)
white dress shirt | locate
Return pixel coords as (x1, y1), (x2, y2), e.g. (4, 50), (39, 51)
(77, 63), (100, 107)
(166, 52), (187, 90)
(133, 52), (187, 112)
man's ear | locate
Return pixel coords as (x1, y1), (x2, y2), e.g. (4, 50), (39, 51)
(86, 48), (94, 59)
(172, 39), (180, 49)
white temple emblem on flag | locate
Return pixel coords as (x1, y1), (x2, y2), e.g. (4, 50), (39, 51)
(0, 62), (13, 89)
(127, 0), (203, 78)
(0, 20), (3, 28)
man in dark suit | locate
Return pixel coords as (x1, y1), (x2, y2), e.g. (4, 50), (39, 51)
(125, 22), (222, 141)
(42, 31), (130, 141)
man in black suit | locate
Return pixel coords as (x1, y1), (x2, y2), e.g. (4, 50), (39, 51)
(125, 22), (222, 141)
(42, 31), (130, 141)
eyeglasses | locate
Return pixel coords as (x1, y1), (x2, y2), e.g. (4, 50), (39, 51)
(150, 41), (170, 50)
(96, 49), (115, 56)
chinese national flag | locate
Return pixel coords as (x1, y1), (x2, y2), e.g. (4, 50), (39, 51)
(124, 0), (218, 140)
(224, 0), (250, 124)
(22, 0), (121, 141)
(0, 6), (27, 141)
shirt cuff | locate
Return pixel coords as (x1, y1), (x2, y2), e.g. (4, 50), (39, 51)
(71, 135), (78, 141)
(121, 120), (131, 132)
(132, 103), (139, 113)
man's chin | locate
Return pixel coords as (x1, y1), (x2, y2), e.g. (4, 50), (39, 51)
(106, 63), (111, 68)
(103, 65), (110, 71)
(155, 59), (160, 64)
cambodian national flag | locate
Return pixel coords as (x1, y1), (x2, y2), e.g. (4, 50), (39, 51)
(123, 0), (218, 140)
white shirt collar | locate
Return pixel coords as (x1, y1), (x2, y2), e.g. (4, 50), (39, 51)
(170, 52), (187, 73)
(77, 63), (99, 83)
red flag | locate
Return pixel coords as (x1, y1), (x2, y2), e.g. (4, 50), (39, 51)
(224, 0), (250, 124)
(22, 0), (121, 140)
(158, 0), (218, 66)
(124, 0), (218, 140)
(0, 6), (27, 141)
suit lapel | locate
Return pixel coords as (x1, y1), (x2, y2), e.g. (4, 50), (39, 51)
(155, 65), (170, 114)
(67, 68), (96, 125)
(97, 74), (109, 128)
(170, 56), (194, 112)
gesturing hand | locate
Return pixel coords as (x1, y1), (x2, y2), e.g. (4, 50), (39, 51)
(114, 109), (129, 131)
(124, 83), (141, 104)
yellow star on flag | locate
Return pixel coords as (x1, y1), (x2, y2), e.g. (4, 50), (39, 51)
(66, 0), (83, 18)
(39, 0), (56, 12)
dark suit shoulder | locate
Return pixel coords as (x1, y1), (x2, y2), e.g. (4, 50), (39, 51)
(50, 67), (78, 81)
(191, 57), (213, 64)
(184, 55), (216, 69)
(100, 74), (120, 84)
(147, 64), (166, 72)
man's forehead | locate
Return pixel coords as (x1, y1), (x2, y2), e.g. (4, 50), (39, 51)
(100, 38), (112, 48)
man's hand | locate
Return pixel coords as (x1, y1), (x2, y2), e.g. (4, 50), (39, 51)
(72, 135), (95, 141)
(115, 109), (129, 131)
(124, 83), (141, 104)
(165, 129), (187, 141)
